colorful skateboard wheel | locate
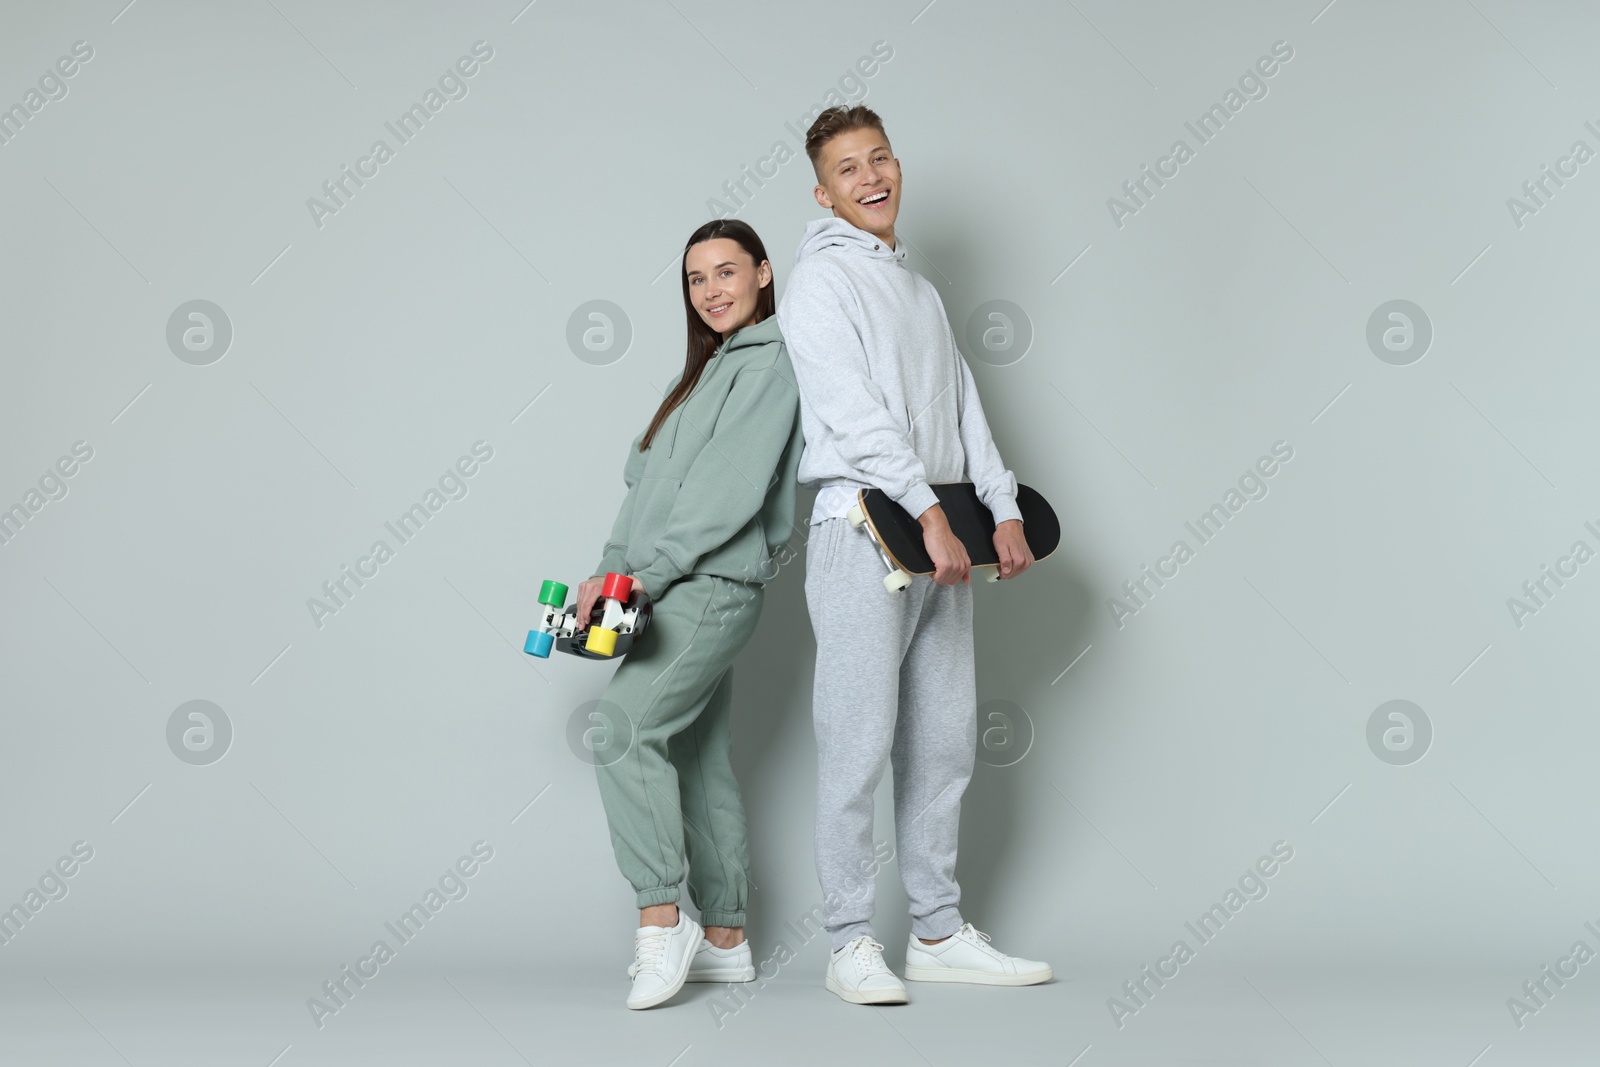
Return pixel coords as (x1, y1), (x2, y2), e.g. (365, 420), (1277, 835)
(538, 579), (568, 608)
(600, 572), (632, 601)
(524, 630), (555, 658)
(585, 626), (619, 656)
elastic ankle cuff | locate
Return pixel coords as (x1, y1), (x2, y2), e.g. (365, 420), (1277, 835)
(911, 907), (962, 942)
(700, 910), (745, 928)
(635, 887), (681, 909)
(829, 921), (874, 953)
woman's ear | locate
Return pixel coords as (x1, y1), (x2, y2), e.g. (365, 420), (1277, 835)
(758, 260), (772, 288)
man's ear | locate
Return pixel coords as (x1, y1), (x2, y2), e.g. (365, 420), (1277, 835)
(812, 184), (831, 210)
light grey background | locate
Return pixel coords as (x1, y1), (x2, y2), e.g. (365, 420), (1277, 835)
(3, 1), (1598, 1064)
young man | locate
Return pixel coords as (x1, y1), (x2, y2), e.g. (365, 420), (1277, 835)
(777, 105), (1052, 1005)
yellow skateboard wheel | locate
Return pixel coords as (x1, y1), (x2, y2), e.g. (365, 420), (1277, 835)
(585, 626), (619, 656)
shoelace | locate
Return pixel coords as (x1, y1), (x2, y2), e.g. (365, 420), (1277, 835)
(852, 937), (890, 975)
(628, 930), (669, 978)
(957, 923), (1006, 959)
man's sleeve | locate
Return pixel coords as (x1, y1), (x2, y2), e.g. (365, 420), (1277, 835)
(628, 362), (801, 599)
(591, 429), (648, 579)
(954, 350), (1023, 527)
(781, 263), (939, 521)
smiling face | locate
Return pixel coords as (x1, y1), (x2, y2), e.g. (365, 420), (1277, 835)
(812, 126), (901, 245)
(683, 237), (772, 336)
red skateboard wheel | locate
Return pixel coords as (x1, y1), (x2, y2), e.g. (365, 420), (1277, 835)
(601, 572), (633, 601)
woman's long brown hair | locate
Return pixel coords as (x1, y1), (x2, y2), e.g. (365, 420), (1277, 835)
(639, 219), (776, 451)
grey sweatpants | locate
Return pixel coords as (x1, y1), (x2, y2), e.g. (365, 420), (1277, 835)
(804, 515), (977, 951)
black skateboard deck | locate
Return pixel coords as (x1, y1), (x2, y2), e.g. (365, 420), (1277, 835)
(851, 482), (1059, 591)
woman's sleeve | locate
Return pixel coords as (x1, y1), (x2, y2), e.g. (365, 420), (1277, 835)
(628, 354), (800, 599)
(590, 428), (648, 579)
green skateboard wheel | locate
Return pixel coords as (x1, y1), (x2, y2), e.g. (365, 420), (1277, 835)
(538, 579), (568, 608)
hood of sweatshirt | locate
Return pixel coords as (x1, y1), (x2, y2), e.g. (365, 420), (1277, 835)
(719, 313), (783, 352)
(666, 313), (784, 456)
(793, 216), (905, 266)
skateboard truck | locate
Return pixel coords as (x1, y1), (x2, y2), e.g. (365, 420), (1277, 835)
(524, 572), (652, 660)
(847, 502), (917, 593)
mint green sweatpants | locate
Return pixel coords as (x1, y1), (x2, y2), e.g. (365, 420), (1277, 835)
(593, 572), (763, 927)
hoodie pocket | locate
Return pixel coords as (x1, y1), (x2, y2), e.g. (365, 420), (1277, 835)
(624, 476), (681, 568)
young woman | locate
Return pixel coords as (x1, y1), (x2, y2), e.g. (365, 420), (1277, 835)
(576, 218), (804, 1010)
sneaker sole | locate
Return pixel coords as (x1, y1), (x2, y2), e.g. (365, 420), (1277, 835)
(825, 974), (910, 1005)
(627, 921), (703, 1010)
(686, 965), (757, 983)
(903, 965), (1053, 986)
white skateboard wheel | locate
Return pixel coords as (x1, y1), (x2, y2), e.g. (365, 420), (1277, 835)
(884, 570), (912, 593)
(847, 503), (866, 528)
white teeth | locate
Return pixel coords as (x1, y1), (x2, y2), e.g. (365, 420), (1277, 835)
(861, 191), (888, 204)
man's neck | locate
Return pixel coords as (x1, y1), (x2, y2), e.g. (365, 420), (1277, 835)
(837, 212), (894, 250)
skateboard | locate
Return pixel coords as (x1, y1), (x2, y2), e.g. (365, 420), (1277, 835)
(524, 572), (653, 660)
(847, 482), (1060, 592)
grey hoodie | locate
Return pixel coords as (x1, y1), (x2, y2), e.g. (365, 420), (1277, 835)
(776, 217), (1021, 526)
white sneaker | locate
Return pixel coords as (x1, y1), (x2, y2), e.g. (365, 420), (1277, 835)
(903, 923), (1052, 986)
(626, 911), (703, 1009)
(686, 938), (756, 982)
(825, 936), (909, 1005)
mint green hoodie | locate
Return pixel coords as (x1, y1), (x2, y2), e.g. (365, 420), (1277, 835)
(591, 316), (804, 600)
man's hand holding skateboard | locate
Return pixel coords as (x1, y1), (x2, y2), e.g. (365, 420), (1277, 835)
(848, 483), (1057, 592)
(992, 518), (1034, 580)
(919, 505), (1034, 585)
(918, 505), (971, 585)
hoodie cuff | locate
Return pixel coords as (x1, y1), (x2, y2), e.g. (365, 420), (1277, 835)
(988, 493), (1024, 527)
(896, 481), (940, 523)
(629, 554), (685, 601)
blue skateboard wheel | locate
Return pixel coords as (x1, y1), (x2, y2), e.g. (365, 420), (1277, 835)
(524, 630), (554, 658)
